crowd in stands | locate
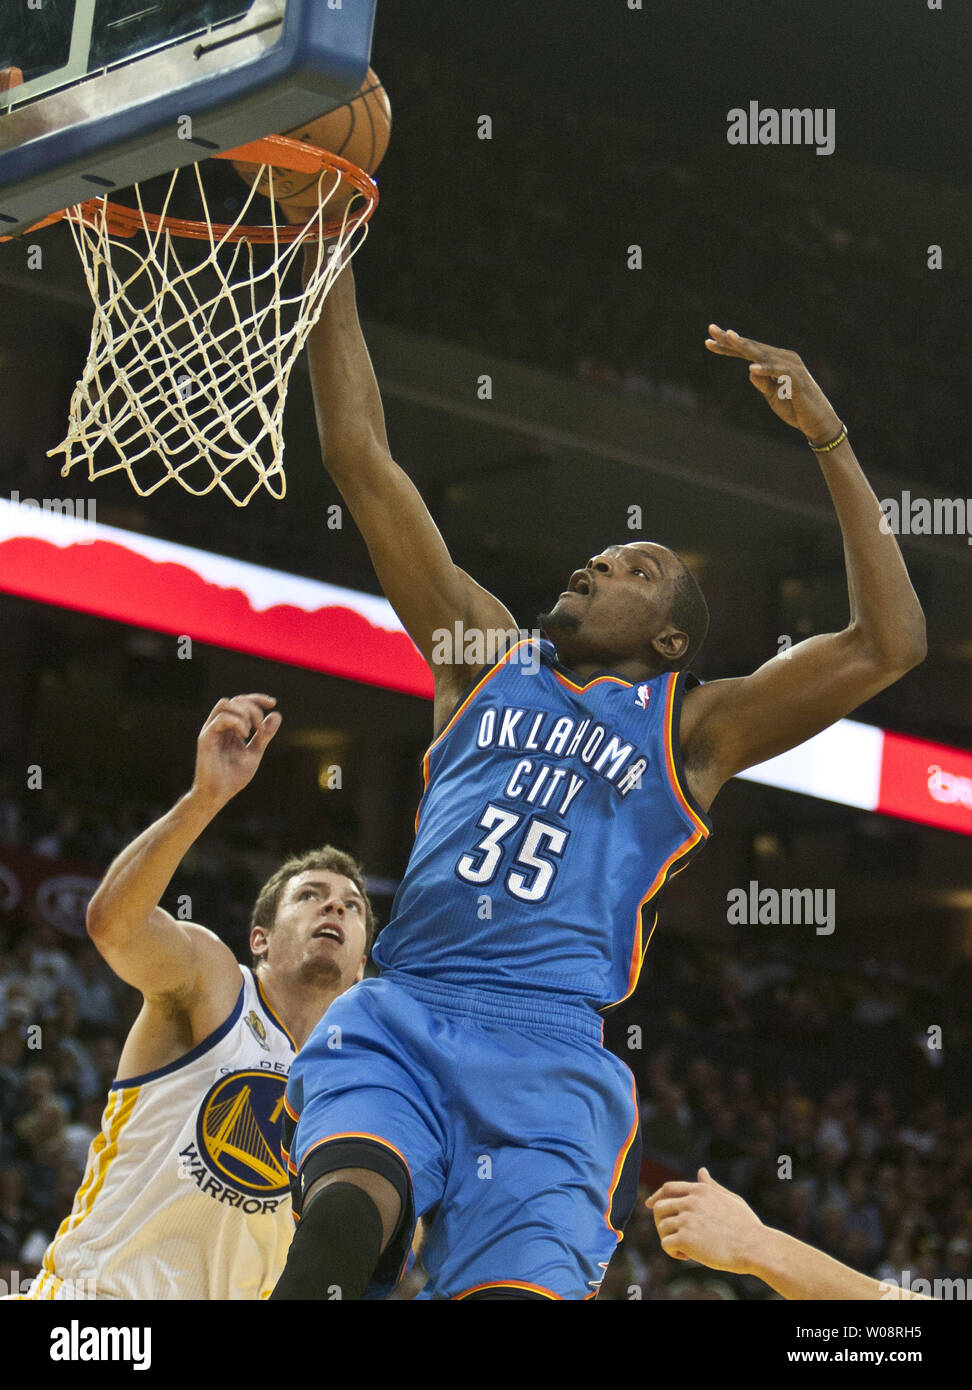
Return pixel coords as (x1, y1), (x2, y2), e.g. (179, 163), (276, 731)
(1, 772), (967, 1299)
(0, 916), (127, 1285)
(363, 51), (968, 494)
(0, 767), (360, 956)
(595, 931), (968, 1298)
(599, 1046), (968, 1300)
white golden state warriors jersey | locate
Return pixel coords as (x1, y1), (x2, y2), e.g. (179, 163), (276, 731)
(28, 967), (295, 1300)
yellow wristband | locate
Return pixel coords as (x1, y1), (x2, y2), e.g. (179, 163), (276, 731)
(808, 424), (848, 453)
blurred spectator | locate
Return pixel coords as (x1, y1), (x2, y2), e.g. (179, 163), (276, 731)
(63, 1099), (102, 1172)
(0, 1165), (42, 1266)
(814, 1199), (848, 1261)
(0, 776), (21, 846)
(14, 1067), (67, 1167)
(641, 1082), (701, 1169)
(73, 953), (118, 1035)
(844, 1163), (884, 1262)
(2, 931), (71, 1013)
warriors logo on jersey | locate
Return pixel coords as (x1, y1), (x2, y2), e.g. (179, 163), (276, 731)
(194, 1070), (289, 1196)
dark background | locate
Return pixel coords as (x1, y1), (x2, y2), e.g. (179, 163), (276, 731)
(0, 0), (969, 1301)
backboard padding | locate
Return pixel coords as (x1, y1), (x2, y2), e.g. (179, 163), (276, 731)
(0, 0), (378, 236)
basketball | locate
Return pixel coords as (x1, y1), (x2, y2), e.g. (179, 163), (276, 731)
(231, 67), (391, 220)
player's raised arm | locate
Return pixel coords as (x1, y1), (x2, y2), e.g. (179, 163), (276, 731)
(85, 695), (281, 1004)
(302, 251), (516, 715)
(647, 1169), (930, 1300)
(680, 327), (926, 809)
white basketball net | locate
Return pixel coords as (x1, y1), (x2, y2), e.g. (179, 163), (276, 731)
(48, 162), (371, 506)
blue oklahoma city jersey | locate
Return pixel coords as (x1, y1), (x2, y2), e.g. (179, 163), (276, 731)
(374, 639), (712, 1008)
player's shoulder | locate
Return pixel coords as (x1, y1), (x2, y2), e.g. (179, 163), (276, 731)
(139, 908), (243, 1021)
(679, 670), (728, 747)
(679, 673), (729, 730)
(149, 907), (240, 966)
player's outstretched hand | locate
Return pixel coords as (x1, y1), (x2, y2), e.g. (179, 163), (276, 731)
(645, 1167), (764, 1274)
(192, 694), (282, 812)
(705, 325), (843, 445)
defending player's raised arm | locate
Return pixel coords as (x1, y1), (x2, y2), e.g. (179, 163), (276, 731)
(680, 328), (926, 807)
(303, 250), (516, 704)
(647, 1169), (930, 1300)
(85, 695), (281, 1003)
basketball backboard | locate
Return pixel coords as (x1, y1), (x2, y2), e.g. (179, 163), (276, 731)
(0, 0), (378, 236)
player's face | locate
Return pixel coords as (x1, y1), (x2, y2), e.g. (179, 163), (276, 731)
(540, 541), (686, 669)
(261, 871), (368, 990)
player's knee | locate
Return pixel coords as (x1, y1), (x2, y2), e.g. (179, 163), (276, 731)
(272, 1180), (385, 1300)
(305, 1166), (402, 1252)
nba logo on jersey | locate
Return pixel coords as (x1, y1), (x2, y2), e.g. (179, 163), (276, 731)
(244, 1010), (270, 1050)
(635, 684), (651, 710)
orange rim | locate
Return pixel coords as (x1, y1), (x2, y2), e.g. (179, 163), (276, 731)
(0, 135), (378, 243)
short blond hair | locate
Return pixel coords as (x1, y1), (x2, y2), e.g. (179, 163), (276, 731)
(250, 847), (375, 967)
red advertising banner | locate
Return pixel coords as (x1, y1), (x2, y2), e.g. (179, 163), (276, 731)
(878, 732), (972, 837)
(0, 844), (100, 939)
(0, 501), (434, 699)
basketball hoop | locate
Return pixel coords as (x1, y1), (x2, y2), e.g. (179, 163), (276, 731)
(29, 137), (379, 506)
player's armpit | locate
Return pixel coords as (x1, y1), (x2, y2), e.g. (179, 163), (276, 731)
(680, 625), (923, 808)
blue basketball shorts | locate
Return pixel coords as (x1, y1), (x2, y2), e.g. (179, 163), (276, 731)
(283, 973), (642, 1300)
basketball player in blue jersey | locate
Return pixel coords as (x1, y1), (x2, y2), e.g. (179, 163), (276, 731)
(14, 694), (374, 1300)
(272, 253), (926, 1301)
